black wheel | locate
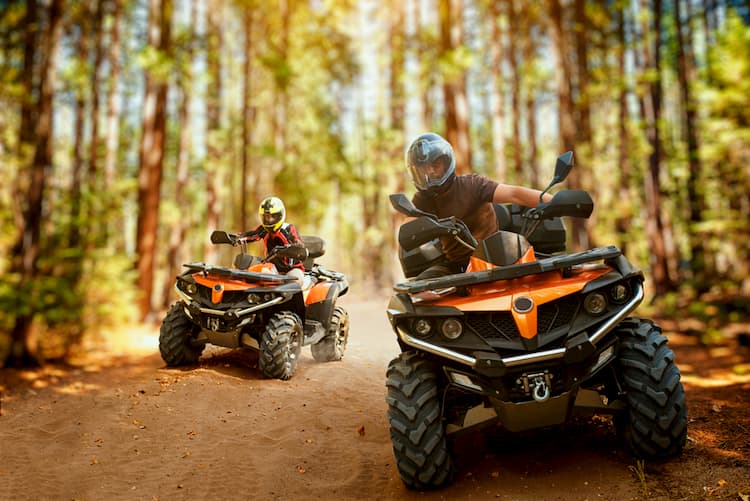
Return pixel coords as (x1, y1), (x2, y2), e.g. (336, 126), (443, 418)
(615, 318), (688, 458)
(311, 306), (349, 362)
(259, 312), (303, 380)
(385, 352), (455, 489)
(159, 303), (203, 366)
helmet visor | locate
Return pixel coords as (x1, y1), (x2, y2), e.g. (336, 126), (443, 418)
(407, 155), (452, 190)
(262, 212), (282, 228)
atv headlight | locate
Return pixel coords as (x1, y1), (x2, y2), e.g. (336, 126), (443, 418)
(440, 318), (463, 340)
(609, 283), (629, 303)
(413, 319), (432, 337)
(186, 283), (198, 295)
(584, 292), (607, 316)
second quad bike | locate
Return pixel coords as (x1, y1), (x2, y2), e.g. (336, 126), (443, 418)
(385, 152), (687, 489)
(159, 231), (350, 380)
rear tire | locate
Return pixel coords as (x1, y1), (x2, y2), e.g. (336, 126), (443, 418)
(159, 303), (203, 366)
(311, 306), (349, 362)
(615, 318), (687, 458)
(259, 312), (303, 380)
(385, 352), (455, 489)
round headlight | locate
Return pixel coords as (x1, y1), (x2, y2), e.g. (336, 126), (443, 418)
(413, 319), (432, 337)
(247, 293), (261, 303)
(584, 292), (607, 316)
(186, 283), (198, 295)
(610, 283), (629, 303)
(441, 318), (463, 340)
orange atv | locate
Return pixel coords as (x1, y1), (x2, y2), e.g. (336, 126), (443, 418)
(159, 231), (349, 380)
(385, 152), (687, 489)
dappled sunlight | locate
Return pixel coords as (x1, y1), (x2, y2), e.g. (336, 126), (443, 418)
(681, 369), (750, 388)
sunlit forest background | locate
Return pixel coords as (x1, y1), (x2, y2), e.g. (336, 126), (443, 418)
(1, 0), (749, 366)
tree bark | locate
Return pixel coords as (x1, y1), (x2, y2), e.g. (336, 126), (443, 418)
(638, 0), (674, 295)
(488, 0), (507, 183)
(104, 0), (123, 251)
(86, 0), (105, 248)
(7, 0), (65, 367)
(136, 0), (172, 320)
(162, 0), (195, 309)
(439, 0), (471, 173)
(548, 0), (587, 250)
(204, 0), (222, 262)
(674, 0), (705, 289)
(508, 0), (522, 181)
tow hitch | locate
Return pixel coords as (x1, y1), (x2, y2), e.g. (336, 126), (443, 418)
(517, 371), (553, 402)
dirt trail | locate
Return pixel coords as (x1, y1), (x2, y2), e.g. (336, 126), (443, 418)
(1, 297), (749, 500)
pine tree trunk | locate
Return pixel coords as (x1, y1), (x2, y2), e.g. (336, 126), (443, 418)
(136, 0), (171, 320)
(7, 0), (65, 367)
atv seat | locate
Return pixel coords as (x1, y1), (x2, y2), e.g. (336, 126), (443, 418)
(301, 235), (325, 270)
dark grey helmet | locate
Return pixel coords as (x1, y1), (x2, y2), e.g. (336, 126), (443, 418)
(405, 132), (456, 191)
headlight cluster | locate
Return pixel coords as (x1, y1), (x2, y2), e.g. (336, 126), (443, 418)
(583, 282), (632, 316)
(247, 293), (275, 304)
(411, 317), (464, 340)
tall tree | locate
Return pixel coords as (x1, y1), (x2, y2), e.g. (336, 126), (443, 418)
(70, 5), (90, 249)
(204, 0), (222, 262)
(507, 0), (522, 180)
(162, 0), (196, 309)
(7, 0), (65, 366)
(136, 0), (172, 320)
(86, 0), (106, 247)
(104, 0), (123, 250)
(548, 0), (587, 250)
(439, 0), (471, 172)
(674, 0), (705, 288)
(241, 6), (256, 231)
(488, 0), (508, 183)
(615, 0), (632, 258)
(637, 0), (674, 294)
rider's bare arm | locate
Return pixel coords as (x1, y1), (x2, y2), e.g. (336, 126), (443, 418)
(493, 183), (552, 207)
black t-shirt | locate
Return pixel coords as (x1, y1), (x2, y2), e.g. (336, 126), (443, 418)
(412, 174), (498, 264)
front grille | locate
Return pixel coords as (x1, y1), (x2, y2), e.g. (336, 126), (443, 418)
(537, 295), (579, 333)
(465, 295), (580, 342)
(466, 312), (520, 341)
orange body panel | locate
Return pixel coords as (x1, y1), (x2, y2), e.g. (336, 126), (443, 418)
(428, 257), (613, 340)
(306, 282), (333, 305)
(193, 262), (279, 304)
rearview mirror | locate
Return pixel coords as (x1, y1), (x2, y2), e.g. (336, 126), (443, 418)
(539, 151), (574, 200)
(552, 151), (574, 186)
(389, 193), (438, 219)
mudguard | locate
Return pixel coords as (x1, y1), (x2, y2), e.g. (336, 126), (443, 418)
(305, 281), (345, 330)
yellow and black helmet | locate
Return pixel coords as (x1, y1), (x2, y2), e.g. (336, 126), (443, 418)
(259, 196), (286, 232)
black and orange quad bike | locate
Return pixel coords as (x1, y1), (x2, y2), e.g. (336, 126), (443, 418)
(159, 231), (349, 380)
(385, 152), (687, 489)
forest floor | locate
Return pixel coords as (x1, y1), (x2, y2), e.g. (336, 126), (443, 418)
(1, 296), (749, 501)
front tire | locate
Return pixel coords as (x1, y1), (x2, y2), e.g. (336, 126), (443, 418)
(615, 318), (688, 458)
(259, 312), (303, 380)
(159, 303), (204, 366)
(311, 306), (349, 362)
(385, 352), (455, 489)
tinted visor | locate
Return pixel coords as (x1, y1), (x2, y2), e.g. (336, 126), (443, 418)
(262, 212), (282, 227)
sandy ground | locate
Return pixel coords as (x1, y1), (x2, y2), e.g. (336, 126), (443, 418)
(1, 296), (749, 501)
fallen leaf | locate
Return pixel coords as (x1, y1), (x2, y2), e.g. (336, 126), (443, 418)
(90, 457), (98, 465)
(717, 479), (727, 487)
(357, 425), (365, 436)
(182, 450), (191, 458)
(305, 438), (314, 444)
(296, 466), (306, 474)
